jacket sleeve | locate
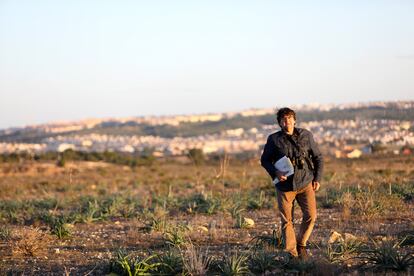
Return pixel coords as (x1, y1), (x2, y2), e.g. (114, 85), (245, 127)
(260, 135), (278, 180)
(308, 132), (323, 182)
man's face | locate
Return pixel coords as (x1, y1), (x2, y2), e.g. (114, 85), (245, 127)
(280, 114), (295, 134)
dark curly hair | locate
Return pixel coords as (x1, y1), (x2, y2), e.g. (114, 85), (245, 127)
(276, 107), (296, 126)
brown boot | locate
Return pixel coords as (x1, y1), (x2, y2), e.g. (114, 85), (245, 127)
(297, 245), (308, 260)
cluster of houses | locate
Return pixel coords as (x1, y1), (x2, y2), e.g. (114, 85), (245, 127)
(0, 118), (412, 159)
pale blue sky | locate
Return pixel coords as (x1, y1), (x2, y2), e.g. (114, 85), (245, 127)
(0, 0), (413, 129)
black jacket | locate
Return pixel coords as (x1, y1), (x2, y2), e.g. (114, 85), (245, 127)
(260, 127), (323, 191)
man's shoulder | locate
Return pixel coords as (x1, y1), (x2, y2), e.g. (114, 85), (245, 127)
(268, 130), (283, 139)
(296, 128), (312, 136)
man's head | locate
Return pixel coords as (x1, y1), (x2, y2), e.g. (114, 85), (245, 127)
(276, 107), (296, 134)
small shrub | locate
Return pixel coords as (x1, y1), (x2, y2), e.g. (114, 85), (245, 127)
(326, 238), (362, 263)
(320, 188), (344, 209)
(217, 252), (250, 276)
(102, 196), (125, 217)
(156, 248), (183, 275)
(228, 202), (245, 219)
(12, 227), (50, 257)
(359, 239), (414, 271)
(56, 156), (66, 167)
(111, 250), (161, 276)
(32, 198), (58, 210)
(164, 225), (188, 247)
(250, 229), (283, 250)
(0, 226), (11, 241)
(78, 199), (103, 223)
(249, 249), (279, 273)
(145, 215), (171, 233)
(44, 215), (73, 239)
(51, 222), (72, 239)
(398, 231), (414, 247)
(181, 193), (222, 215)
(181, 243), (211, 276)
(247, 190), (269, 210)
(352, 192), (383, 220)
(391, 182), (414, 201)
(228, 202), (250, 229)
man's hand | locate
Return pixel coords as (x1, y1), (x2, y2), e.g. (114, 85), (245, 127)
(312, 181), (320, 192)
(276, 171), (288, 182)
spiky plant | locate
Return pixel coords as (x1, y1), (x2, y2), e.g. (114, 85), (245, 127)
(218, 252), (250, 276)
(326, 238), (362, 263)
(359, 239), (414, 271)
(249, 229), (283, 250)
(164, 225), (188, 247)
(0, 226), (11, 241)
(181, 243), (211, 276)
(248, 249), (279, 273)
(156, 248), (183, 275)
(112, 250), (161, 276)
(51, 222), (72, 239)
(149, 216), (170, 233)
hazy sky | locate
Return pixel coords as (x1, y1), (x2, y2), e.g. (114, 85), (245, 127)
(1, 1), (413, 129)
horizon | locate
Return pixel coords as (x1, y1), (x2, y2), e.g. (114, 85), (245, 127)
(1, 99), (412, 130)
(1, 1), (413, 129)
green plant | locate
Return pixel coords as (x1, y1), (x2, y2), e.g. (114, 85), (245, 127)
(181, 243), (211, 276)
(320, 188), (344, 209)
(79, 200), (103, 223)
(188, 148), (205, 165)
(248, 249), (279, 273)
(156, 248), (183, 275)
(119, 199), (138, 218)
(44, 215), (73, 239)
(51, 221), (72, 239)
(0, 226), (11, 241)
(247, 190), (268, 210)
(353, 192), (382, 220)
(228, 202), (245, 219)
(250, 229), (283, 250)
(218, 252), (250, 276)
(146, 215), (170, 233)
(102, 196), (125, 217)
(398, 231), (414, 247)
(112, 250), (161, 276)
(326, 238), (362, 263)
(359, 239), (414, 271)
(164, 225), (188, 247)
(182, 193), (222, 215)
(391, 182), (414, 201)
(227, 201), (249, 229)
(56, 155), (66, 167)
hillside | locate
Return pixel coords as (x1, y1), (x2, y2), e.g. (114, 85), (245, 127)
(1, 101), (413, 144)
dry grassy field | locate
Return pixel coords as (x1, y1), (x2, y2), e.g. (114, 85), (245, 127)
(0, 155), (413, 275)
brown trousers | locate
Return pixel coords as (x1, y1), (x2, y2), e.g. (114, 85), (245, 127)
(276, 182), (317, 256)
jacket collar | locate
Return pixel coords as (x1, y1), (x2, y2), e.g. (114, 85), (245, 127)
(282, 127), (299, 138)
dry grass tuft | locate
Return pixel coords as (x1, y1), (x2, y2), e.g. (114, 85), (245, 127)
(181, 243), (211, 275)
(11, 227), (51, 257)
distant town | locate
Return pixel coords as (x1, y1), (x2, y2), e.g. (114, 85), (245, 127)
(0, 101), (413, 158)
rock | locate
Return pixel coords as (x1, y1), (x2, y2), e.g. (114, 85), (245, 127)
(243, 217), (255, 228)
(197, 226), (209, 233)
(328, 230), (343, 244)
(344, 233), (357, 242)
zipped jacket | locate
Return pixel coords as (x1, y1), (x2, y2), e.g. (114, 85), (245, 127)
(260, 127), (323, 191)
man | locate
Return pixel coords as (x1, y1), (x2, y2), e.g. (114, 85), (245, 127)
(261, 107), (323, 259)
